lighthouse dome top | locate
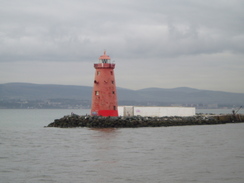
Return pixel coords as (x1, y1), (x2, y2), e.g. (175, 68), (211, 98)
(99, 51), (111, 63)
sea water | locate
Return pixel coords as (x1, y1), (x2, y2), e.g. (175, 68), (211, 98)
(0, 109), (244, 183)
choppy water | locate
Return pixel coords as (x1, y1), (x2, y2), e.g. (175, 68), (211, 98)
(0, 109), (244, 183)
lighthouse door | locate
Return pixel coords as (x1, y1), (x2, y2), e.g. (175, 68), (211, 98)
(124, 106), (134, 117)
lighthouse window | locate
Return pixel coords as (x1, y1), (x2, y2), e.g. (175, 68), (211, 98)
(114, 106), (116, 110)
(110, 71), (113, 75)
(95, 91), (99, 95)
(97, 71), (100, 75)
(102, 59), (107, 63)
(112, 91), (115, 94)
(111, 80), (114, 84)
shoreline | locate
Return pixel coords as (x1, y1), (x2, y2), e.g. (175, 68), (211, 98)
(46, 114), (244, 128)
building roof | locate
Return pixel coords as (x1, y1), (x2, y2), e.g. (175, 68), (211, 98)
(99, 51), (111, 60)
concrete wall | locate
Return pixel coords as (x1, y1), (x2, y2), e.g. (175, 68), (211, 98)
(118, 106), (195, 117)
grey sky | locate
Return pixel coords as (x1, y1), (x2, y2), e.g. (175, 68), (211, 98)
(1, 0), (244, 93)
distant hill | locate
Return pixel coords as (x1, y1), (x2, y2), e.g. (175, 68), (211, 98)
(0, 83), (243, 108)
(0, 83), (92, 100)
(134, 87), (244, 106)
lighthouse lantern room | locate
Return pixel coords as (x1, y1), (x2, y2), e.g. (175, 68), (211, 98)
(91, 51), (118, 116)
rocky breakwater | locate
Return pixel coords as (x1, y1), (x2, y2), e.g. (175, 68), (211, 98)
(46, 114), (244, 128)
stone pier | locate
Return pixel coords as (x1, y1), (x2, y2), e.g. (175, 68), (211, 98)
(46, 114), (244, 128)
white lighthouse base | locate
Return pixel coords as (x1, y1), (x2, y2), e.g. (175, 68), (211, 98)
(118, 106), (195, 117)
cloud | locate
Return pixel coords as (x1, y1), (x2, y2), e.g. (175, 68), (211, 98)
(1, 0), (244, 62)
(0, 0), (244, 93)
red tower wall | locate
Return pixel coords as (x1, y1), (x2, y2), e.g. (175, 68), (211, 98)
(91, 53), (118, 116)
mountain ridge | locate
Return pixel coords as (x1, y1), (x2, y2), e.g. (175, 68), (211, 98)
(2, 82), (243, 93)
(0, 82), (243, 108)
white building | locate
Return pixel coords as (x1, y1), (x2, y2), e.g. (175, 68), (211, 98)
(118, 106), (195, 117)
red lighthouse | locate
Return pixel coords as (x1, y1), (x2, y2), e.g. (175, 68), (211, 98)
(91, 51), (118, 116)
